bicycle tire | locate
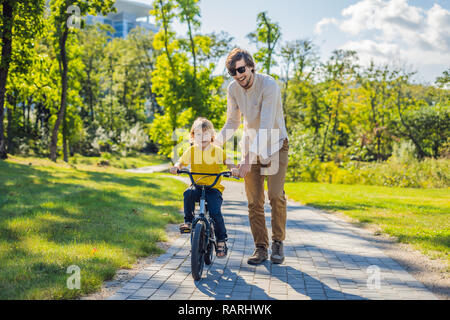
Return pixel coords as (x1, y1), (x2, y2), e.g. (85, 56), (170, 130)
(204, 223), (214, 265)
(191, 221), (206, 280)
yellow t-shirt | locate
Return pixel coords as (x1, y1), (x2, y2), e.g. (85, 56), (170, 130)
(179, 144), (227, 193)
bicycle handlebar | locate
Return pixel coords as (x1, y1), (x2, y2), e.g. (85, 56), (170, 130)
(177, 169), (238, 188)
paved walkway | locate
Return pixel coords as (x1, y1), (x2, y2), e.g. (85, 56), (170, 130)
(125, 163), (171, 174)
(108, 179), (438, 300)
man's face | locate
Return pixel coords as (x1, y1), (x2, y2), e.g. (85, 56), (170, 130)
(232, 59), (254, 89)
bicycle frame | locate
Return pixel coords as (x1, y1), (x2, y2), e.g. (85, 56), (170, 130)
(177, 170), (233, 240)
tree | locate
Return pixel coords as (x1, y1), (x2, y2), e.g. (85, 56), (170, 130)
(78, 24), (112, 124)
(390, 70), (449, 159)
(436, 68), (449, 89)
(355, 62), (396, 161)
(247, 11), (281, 75)
(176, 0), (200, 80)
(280, 39), (318, 130)
(126, 27), (161, 118)
(0, 0), (45, 159)
(319, 50), (358, 161)
(48, 0), (115, 162)
(149, 0), (227, 159)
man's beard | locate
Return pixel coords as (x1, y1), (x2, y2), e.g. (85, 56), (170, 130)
(238, 73), (253, 89)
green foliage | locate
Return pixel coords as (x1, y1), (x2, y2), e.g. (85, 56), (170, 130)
(436, 68), (450, 89)
(148, 0), (227, 158)
(287, 141), (450, 188)
(393, 104), (450, 158)
(247, 11), (281, 76)
(1, 2), (448, 193)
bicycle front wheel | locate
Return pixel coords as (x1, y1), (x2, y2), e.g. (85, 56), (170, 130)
(191, 221), (206, 281)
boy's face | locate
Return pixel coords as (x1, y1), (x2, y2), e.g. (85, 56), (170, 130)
(193, 129), (212, 148)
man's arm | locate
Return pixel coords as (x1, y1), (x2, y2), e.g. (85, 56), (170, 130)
(215, 89), (241, 147)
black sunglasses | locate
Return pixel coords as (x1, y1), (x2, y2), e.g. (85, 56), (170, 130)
(228, 65), (247, 76)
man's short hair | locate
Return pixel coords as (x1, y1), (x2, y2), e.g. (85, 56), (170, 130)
(226, 48), (255, 74)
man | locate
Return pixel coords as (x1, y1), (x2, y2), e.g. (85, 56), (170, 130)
(215, 48), (289, 265)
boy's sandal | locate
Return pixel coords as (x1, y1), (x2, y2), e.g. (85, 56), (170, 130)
(179, 222), (192, 234)
(216, 241), (228, 258)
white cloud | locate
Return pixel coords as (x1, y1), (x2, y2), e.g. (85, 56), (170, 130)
(314, 18), (338, 35)
(315, 0), (450, 71)
(340, 40), (400, 64)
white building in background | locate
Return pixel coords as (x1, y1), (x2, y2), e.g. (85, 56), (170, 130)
(87, 0), (158, 38)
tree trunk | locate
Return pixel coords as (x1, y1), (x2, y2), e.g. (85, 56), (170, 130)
(123, 67), (128, 121)
(187, 19), (197, 81)
(63, 114), (68, 162)
(87, 58), (94, 122)
(0, 1), (15, 160)
(6, 93), (16, 152)
(159, 0), (174, 71)
(329, 94), (342, 153)
(50, 28), (69, 162)
(320, 107), (332, 162)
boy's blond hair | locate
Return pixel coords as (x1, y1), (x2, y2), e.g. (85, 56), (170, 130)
(190, 117), (215, 143)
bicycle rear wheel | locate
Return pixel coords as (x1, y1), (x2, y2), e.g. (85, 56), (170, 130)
(191, 221), (206, 280)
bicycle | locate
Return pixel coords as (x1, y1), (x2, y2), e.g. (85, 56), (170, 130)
(177, 169), (237, 281)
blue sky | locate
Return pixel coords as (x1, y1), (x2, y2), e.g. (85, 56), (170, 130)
(141, 0), (450, 83)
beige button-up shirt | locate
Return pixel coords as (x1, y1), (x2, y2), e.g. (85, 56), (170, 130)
(216, 73), (288, 163)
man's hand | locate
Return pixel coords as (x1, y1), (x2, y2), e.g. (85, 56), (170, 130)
(238, 162), (251, 178)
(169, 166), (179, 175)
(231, 168), (240, 178)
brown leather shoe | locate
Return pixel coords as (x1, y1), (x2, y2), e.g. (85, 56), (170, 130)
(271, 240), (285, 264)
(247, 246), (268, 265)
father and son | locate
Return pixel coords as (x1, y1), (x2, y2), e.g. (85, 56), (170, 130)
(170, 48), (289, 265)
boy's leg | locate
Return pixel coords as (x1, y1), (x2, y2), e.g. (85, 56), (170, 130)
(205, 189), (227, 241)
(183, 186), (200, 223)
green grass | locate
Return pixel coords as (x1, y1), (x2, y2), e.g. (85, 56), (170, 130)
(285, 182), (450, 267)
(0, 156), (186, 299)
(69, 153), (168, 169)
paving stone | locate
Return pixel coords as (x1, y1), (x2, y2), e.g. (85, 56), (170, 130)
(132, 288), (157, 298)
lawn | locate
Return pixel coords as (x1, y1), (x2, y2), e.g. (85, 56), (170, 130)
(69, 152), (168, 169)
(0, 156), (186, 299)
(284, 182), (450, 267)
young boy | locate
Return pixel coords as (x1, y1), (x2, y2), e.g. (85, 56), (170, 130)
(170, 117), (238, 258)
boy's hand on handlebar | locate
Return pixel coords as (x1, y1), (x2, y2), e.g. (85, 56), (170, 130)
(231, 168), (240, 178)
(169, 166), (179, 175)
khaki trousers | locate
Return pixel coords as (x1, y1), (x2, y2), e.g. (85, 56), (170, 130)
(244, 139), (289, 249)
